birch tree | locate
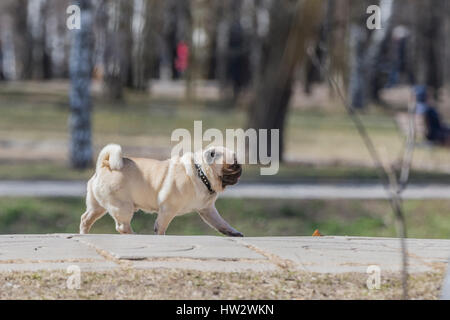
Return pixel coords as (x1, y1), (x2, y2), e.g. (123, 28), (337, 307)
(69, 0), (94, 169)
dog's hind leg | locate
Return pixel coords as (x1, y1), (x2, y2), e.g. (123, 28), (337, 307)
(80, 207), (107, 234)
(107, 202), (135, 234)
(80, 183), (106, 234)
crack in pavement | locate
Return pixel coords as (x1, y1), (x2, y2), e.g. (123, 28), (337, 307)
(72, 237), (132, 269)
(230, 238), (295, 270)
(380, 242), (447, 273)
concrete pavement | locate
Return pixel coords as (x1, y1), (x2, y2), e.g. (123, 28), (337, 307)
(3, 180), (450, 199)
(0, 234), (449, 274)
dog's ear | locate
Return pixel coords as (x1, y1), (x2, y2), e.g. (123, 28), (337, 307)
(204, 148), (216, 164)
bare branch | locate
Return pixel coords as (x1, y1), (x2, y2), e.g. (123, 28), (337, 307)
(307, 45), (413, 299)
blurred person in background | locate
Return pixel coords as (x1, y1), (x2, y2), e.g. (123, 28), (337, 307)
(415, 85), (450, 146)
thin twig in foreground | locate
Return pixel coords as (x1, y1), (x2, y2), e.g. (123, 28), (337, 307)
(306, 46), (414, 299)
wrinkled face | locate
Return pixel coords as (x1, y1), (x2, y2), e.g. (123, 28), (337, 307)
(202, 146), (242, 188)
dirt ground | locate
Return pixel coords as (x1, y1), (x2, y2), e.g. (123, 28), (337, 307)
(0, 268), (444, 300)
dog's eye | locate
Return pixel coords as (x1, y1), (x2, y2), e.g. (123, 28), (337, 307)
(210, 150), (215, 158)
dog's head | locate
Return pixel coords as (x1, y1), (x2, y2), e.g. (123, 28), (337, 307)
(200, 146), (242, 190)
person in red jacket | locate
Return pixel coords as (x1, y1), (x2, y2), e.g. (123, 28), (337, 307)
(175, 41), (189, 75)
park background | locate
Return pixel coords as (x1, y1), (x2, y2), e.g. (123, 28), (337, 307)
(1, 0), (450, 238)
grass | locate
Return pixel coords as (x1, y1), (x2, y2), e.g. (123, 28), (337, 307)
(0, 163), (93, 181)
(0, 269), (443, 299)
(4, 161), (450, 183)
(3, 81), (450, 182)
(0, 82), (244, 140)
(1, 197), (450, 239)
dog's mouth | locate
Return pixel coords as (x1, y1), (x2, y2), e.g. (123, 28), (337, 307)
(221, 162), (242, 188)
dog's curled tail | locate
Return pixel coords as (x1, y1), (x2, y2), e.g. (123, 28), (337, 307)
(96, 144), (123, 171)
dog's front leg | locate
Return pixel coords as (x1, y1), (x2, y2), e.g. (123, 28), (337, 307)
(198, 206), (244, 237)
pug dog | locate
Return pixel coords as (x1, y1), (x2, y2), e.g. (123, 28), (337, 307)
(79, 144), (243, 237)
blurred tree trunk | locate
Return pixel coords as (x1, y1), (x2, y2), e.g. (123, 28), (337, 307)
(45, 0), (69, 78)
(130, 0), (157, 91)
(247, 0), (323, 162)
(103, 0), (132, 101)
(0, 5), (12, 80)
(214, 0), (231, 95)
(366, 0), (396, 103)
(69, 0), (94, 169)
(160, 0), (176, 80)
(227, 1), (249, 102)
(348, 0), (395, 108)
(161, 0), (191, 83)
(27, 0), (50, 79)
(304, 0), (334, 94)
(0, 40), (4, 80)
(13, 0), (31, 79)
(413, 0), (445, 94)
(130, 0), (146, 90)
(348, 0), (375, 109)
(213, 0), (251, 102)
(248, 0), (270, 92)
(326, 0), (349, 93)
(179, 0), (193, 99)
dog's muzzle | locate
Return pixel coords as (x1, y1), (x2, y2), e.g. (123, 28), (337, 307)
(221, 161), (242, 188)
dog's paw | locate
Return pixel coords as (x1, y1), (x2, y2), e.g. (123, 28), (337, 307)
(79, 225), (88, 235)
(222, 229), (244, 237)
(232, 231), (244, 237)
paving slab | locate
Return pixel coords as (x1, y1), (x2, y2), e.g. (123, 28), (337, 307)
(0, 234), (449, 274)
(72, 234), (265, 260)
(240, 237), (450, 273)
(0, 234), (103, 262)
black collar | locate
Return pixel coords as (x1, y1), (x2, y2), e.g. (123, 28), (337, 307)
(194, 163), (215, 195)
